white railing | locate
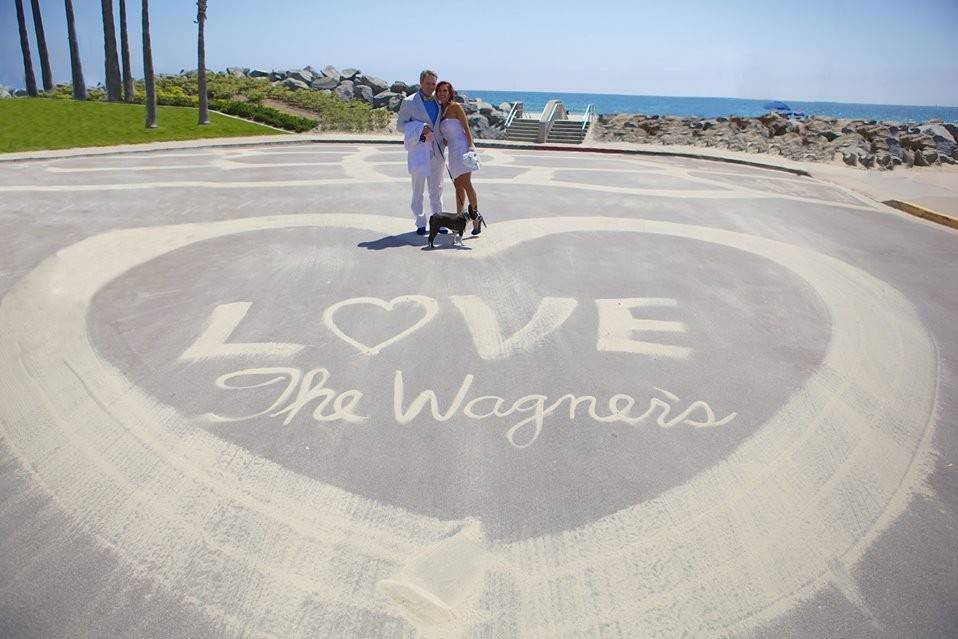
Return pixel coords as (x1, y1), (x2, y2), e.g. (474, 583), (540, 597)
(581, 103), (596, 130)
(504, 101), (524, 128)
(538, 99), (568, 142)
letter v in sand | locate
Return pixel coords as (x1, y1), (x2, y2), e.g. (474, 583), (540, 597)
(450, 295), (577, 360)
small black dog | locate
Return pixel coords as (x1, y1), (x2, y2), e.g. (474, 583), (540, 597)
(428, 210), (478, 248)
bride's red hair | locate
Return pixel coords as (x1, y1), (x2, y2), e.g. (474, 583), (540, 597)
(436, 81), (456, 105)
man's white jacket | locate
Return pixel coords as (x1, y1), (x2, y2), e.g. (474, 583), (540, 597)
(396, 91), (446, 162)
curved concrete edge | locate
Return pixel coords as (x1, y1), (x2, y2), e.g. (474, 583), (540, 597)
(7, 133), (958, 230)
(0, 134), (810, 176)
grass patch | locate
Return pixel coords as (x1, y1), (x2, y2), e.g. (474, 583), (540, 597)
(0, 97), (282, 153)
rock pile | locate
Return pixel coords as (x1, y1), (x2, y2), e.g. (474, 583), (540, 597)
(595, 112), (958, 169)
(225, 66), (511, 139)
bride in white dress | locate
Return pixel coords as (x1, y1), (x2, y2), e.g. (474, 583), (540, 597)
(436, 81), (482, 235)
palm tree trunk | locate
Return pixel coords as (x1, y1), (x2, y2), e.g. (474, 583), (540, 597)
(118, 0), (134, 102)
(30, 0), (54, 91)
(64, 0), (87, 99)
(101, 0), (122, 101)
(14, 0), (38, 96)
(142, 0), (157, 127)
(196, 1), (210, 125)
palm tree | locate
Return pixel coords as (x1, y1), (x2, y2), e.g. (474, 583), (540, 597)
(64, 0), (87, 99)
(196, 1), (210, 125)
(14, 0), (38, 96)
(118, 0), (134, 102)
(100, 0), (122, 101)
(142, 0), (157, 127)
(30, 0), (54, 91)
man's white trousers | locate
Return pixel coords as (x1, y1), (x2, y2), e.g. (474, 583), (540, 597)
(410, 155), (446, 229)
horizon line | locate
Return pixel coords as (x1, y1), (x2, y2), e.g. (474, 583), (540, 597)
(459, 87), (958, 110)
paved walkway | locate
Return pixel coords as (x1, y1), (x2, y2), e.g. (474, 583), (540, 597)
(1, 143), (955, 638)
(5, 131), (957, 220)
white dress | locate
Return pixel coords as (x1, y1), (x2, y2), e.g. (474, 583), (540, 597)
(440, 116), (471, 179)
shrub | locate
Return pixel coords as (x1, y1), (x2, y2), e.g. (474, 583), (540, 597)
(262, 86), (390, 132)
(208, 100), (317, 132)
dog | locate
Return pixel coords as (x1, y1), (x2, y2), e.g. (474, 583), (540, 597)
(428, 210), (478, 248)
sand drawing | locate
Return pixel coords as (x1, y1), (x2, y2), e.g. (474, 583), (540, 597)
(205, 365), (735, 449)
(184, 295), (686, 361)
(322, 295), (439, 356)
(0, 179), (939, 634)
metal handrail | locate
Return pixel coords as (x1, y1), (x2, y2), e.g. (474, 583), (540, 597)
(581, 104), (596, 131)
(504, 101), (524, 128)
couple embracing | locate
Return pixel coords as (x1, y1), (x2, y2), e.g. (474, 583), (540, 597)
(398, 69), (482, 237)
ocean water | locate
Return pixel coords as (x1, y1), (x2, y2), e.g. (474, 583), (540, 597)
(464, 89), (958, 124)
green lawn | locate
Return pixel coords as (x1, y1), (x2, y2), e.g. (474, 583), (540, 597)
(0, 98), (282, 153)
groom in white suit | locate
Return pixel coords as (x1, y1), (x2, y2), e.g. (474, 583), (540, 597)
(397, 70), (446, 234)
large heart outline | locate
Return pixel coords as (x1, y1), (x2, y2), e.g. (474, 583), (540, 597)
(0, 214), (938, 636)
(322, 295), (438, 356)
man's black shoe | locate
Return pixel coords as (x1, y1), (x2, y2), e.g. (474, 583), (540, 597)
(416, 227), (427, 235)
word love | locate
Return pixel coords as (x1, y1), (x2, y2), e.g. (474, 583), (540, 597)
(180, 295), (691, 362)
(204, 367), (737, 449)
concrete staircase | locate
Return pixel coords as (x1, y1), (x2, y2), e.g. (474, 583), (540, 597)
(504, 118), (539, 142)
(546, 119), (590, 144)
(502, 101), (595, 144)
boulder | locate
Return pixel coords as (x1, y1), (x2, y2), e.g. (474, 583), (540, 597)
(281, 78), (310, 91)
(353, 84), (374, 103)
(340, 68), (361, 80)
(372, 90), (401, 108)
(486, 109), (506, 126)
(886, 136), (905, 159)
(0, 86), (12, 99)
(310, 76), (339, 90)
(875, 152), (894, 169)
(269, 71), (284, 81)
(334, 80), (354, 101)
(934, 136), (957, 158)
(226, 67), (248, 78)
(388, 95), (404, 112)
(323, 65), (341, 81)
(289, 69), (314, 84)
(462, 100), (478, 115)
(359, 74), (389, 94)
(921, 123), (956, 144)
(944, 123), (958, 142)
(841, 150), (860, 166)
(759, 112), (789, 136)
(914, 148), (939, 166)
(406, 83), (420, 96)
(498, 102), (513, 112)
(14, 89), (29, 97)
(467, 113), (490, 129)
(390, 81), (409, 94)
(476, 99), (495, 115)
(248, 68), (271, 78)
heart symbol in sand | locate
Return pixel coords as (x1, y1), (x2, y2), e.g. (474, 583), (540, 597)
(321, 295), (438, 355)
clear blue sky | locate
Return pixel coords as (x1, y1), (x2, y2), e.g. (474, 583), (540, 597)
(3, 0), (957, 105)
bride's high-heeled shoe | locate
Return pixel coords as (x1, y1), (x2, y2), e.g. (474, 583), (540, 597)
(469, 206), (485, 235)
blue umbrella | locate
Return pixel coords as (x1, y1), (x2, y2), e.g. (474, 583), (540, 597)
(764, 101), (791, 112)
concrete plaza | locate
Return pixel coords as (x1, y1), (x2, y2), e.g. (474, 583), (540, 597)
(0, 143), (955, 637)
